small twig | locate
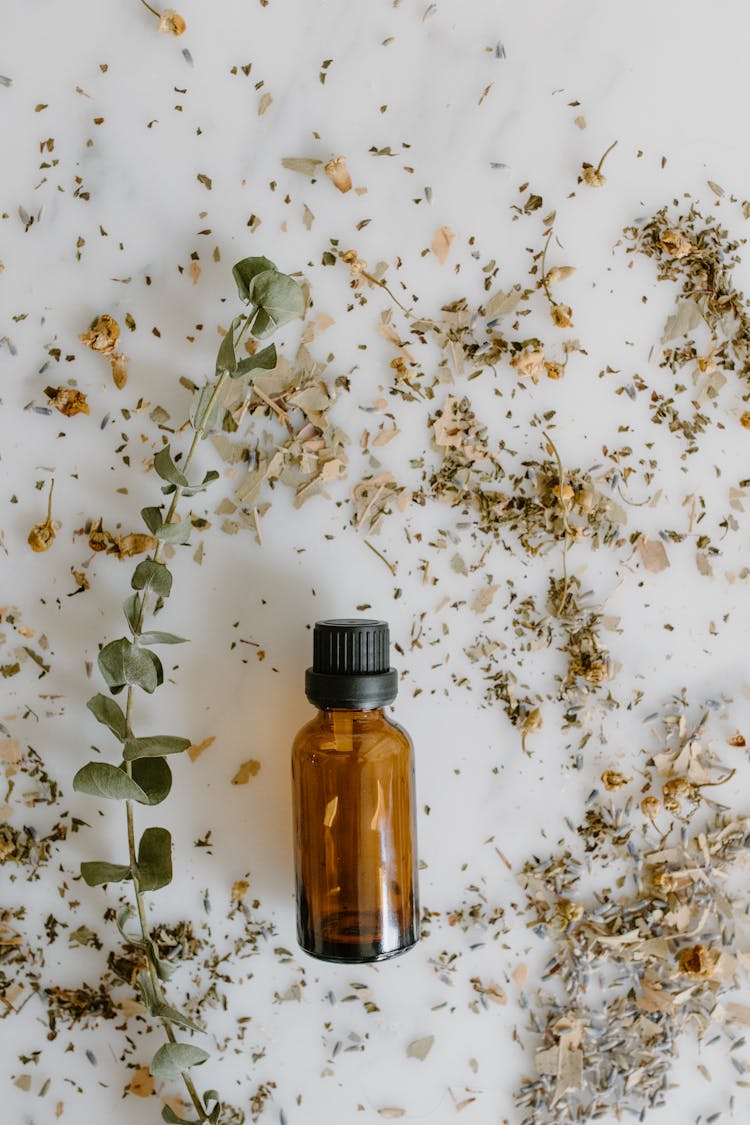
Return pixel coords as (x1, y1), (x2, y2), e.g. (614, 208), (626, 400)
(542, 431), (573, 616)
(594, 140), (618, 177)
(364, 538), (398, 576)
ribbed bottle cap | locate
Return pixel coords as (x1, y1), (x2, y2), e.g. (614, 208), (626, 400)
(306, 619), (398, 710)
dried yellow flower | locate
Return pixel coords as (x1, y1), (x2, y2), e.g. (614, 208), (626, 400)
(740, 411), (750, 430)
(651, 869), (679, 893)
(231, 879), (250, 902)
(80, 313), (120, 355)
(581, 164), (606, 188)
(676, 943), (719, 980)
(662, 776), (693, 803)
(552, 482), (575, 509)
(555, 898), (583, 928)
(659, 229), (693, 259)
(324, 156), (352, 193)
(601, 769), (631, 791)
(727, 730), (747, 748)
(544, 361), (564, 380)
(550, 303), (573, 328)
(583, 659), (609, 685)
(158, 8), (186, 35)
(510, 347), (545, 382)
(45, 385), (90, 417)
(28, 480), (57, 553)
(641, 795), (661, 820)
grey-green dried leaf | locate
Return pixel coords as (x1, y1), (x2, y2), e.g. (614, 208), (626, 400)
(137, 826), (172, 892)
(131, 559), (173, 598)
(86, 693), (128, 741)
(662, 299), (703, 343)
(154, 1001), (203, 1033)
(80, 859), (132, 886)
(73, 761), (149, 803)
(137, 630), (188, 646)
(131, 756), (172, 805)
(151, 1042), (210, 1080)
(154, 446), (188, 488)
(123, 735), (192, 761)
(215, 314), (243, 376)
(249, 270), (306, 339)
(155, 517), (192, 545)
(232, 342), (277, 379)
(141, 506), (164, 534)
(233, 256), (277, 303)
(485, 287), (523, 320)
(281, 156), (322, 176)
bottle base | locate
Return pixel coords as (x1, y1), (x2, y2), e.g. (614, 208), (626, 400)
(299, 936), (418, 965)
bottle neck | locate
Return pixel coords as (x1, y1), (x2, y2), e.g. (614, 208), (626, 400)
(319, 706), (385, 719)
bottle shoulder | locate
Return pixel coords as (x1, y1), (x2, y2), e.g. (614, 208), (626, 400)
(292, 708), (412, 757)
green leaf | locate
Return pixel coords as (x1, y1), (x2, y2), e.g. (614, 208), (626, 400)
(131, 756), (172, 805)
(116, 904), (145, 947)
(249, 270), (305, 339)
(98, 639), (160, 694)
(155, 516), (192, 545)
(153, 446), (188, 488)
(151, 1042), (210, 1080)
(123, 592), (140, 635)
(132, 559), (173, 598)
(80, 859), (132, 886)
(73, 761), (149, 803)
(215, 314), (243, 376)
(137, 826), (172, 891)
(137, 968), (159, 1013)
(232, 255), (276, 302)
(123, 735), (191, 761)
(141, 506), (164, 534)
(86, 694), (128, 741)
(181, 469), (220, 499)
(154, 1002), (203, 1033)
(232, 342), (277, 379)
(137, 630), (188, 646)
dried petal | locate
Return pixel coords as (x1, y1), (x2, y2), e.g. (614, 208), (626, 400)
(45, 385), (90, 417)
(550, 303), (573, 328)
(581, 164), (606, 188)
(80, 313), (120, 355)
(601, 769), (631, 791)
(659, 229), (694, 259)
(324, 156), (352, 193)
(110, 352), (128, 390)
(158, 8), (186, 35)
(676, 944), (719, 980)
(511, 347), (545, 382)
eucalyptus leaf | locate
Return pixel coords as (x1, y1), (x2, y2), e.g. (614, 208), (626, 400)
(131, 756), (172, 805)
(151, 1042), (210, 1080)
(80, 860), (132, 886)
(98, 637), (159, 693)
(232, 255), (276, 302)
(137, 826), (172, 891)
(249, 270), (305, 339)
(123, 592), (141, 635)
(73, 761), (149, 803)
(116, 904), (145, 947)
(181, 469), (220, 498)
(123, 735), (191, 762)
(162, 1107), (198, 1125)
(137, 630), (188, 646)
(86, 694), (128, 741)
(153, 446), (188, 488)
(155, 516), (192, 545)
(131, 559), (173, 598)
(141, 506), (164, 534)
(137, 968), (159, 1013)
(232, 342), (277, 379)
(215, 314), (243, 376)
(154, 1001), (203, 1033)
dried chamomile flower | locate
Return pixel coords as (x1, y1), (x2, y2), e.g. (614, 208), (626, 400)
(601, 769), (631, 791)
(740, 412), (750, 430)
(544, 360), (564, 380)
(324, 156), (352, 193)
(157, 8), (186, 35)
(550, 303), (573, 328)
(582, 658), (609, 685)
(676, 943), (719, 980)
(580, 140), (617, 187)
(510, 346), (545, 382)
(552, 482), (574, 509)
(80, 313), (120, 354)
(641, 795), (661, 820)
(727, 731), (746, 748)
(659, 229), (694, 259)
(662, 776), (693, 807)
(28, 479), (57, 553)
(554, 898), (583, 928)
(44, 385), (90, 417)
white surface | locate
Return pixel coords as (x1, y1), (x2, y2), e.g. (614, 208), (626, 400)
(2, 1), (750, 1123)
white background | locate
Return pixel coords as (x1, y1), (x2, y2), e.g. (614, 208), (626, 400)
(2, 1), (750, 1123)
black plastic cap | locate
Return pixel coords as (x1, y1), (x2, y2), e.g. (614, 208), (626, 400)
(306, 619), (398, 710)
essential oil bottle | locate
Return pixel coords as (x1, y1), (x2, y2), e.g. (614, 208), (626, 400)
(291, 619), (419, 963)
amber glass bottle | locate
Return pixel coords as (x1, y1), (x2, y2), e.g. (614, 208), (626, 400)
(291, 619), (419, 963)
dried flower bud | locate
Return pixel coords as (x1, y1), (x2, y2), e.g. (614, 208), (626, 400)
(575, 488), (595, 515)
(662, 776), (693, 803)
(521, 707), (543, 736)
(676, 943), (719, 980)
(45, 385), (90, 417)
(544, 361), (564, 380)
(545, 266), (576, 285)
(510, 347), (545, 382)
(727, 730), (746, 748)
(601, 769), (631, 791)
(663, 796), (681, 813)
(158, 8), (186, 35)
(80, 313), (120, 355)
(652, 869), (679, 893)
(581, 164), (606, 188)
(341, 248), (367, 280)
(28, 480), (57, 553)
(550, 303), (573, 328)
(87, 519), (111, 552)
(583, 659), (609, 685)
(110, 352), (128, 390)
(324, 156), (352, 194)
(640, 795), (661, 820)
(659, 229), (693, 259)
(555, 898), (583, 928)
(552, 483), (575, 509)
(740, 412), (750, 430)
